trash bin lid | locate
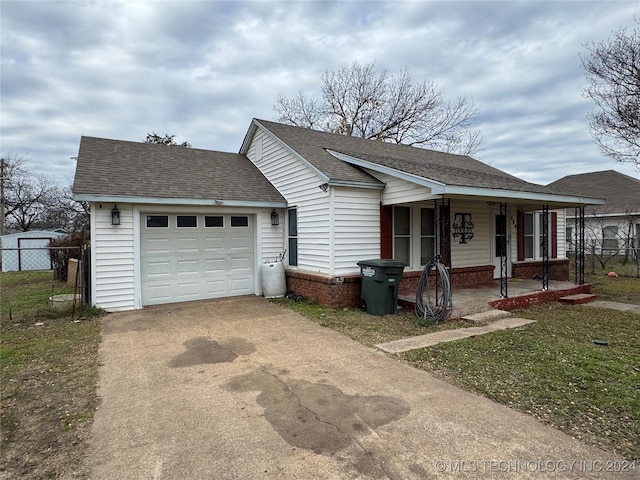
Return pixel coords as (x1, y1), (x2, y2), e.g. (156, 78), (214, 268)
(357, 259), (406, 268)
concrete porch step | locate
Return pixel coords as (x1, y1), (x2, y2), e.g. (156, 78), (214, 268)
(461, 309), (512, 324)
(558, 293), (598, 305)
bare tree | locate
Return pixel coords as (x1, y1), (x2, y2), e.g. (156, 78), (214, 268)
(1, 154), (86, 232)
(144, 133), (191, 148)
(581, 21), (640, 168)
(274, 60), (483, 156)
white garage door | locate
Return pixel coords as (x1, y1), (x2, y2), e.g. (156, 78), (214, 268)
(140, 213), (255, 306)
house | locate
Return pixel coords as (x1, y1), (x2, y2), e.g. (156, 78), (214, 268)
(0, 230), (67, 272)
(72, 119), (603, 312)
(548, 170), (640, 255)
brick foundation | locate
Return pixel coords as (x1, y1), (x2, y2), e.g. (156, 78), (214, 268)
(511, 259), (570, 282)
(285, 261), (571, 309)
(285, 270), (361, 309)
(399, 265), (495, 295)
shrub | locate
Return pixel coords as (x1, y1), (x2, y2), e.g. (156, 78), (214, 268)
(49, 232), (84, 282)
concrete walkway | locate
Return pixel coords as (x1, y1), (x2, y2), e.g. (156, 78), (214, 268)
(584, 300), (640, 314)
(88, 296), (634, 479)
(375, 316), (535, 354)
(376, 300), (640, 354)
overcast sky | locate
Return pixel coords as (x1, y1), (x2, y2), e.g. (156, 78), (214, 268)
(2, 0), (639, 188)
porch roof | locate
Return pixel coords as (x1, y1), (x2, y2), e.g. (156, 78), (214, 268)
(326, 151), (604, 209)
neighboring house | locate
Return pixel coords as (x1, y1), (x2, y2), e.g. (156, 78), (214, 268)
(72, 119), (602, 312)
(0, 230), (67, 272)
(548, 170), (640, 255)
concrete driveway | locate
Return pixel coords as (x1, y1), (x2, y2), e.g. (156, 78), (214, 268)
(89, 296), (633, 479)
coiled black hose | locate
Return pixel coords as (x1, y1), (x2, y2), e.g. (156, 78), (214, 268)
(415, 256), (452, 325)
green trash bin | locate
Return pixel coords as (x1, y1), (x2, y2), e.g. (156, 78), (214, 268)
(357, 259), (406, 316)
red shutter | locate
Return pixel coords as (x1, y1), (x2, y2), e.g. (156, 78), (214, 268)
(517, 209), (525, 261)
(551, 211), (558, 259)
(380, 204), (393, 259)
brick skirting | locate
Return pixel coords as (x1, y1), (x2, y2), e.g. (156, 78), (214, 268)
(286, 265), (497, 309)
(285, 270), (361, 309)
(399, 265), (495, 295)
(511, 259), (570, 282)
(285, 260), (571, 309)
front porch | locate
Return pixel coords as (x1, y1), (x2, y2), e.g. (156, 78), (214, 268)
(398, 278), (593, 319)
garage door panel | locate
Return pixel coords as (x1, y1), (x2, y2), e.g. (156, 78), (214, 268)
(176, 237), (199, 252)
(204, 237), (225, 251)
(144, 261), (172, 277)
(145, 238), (171, 254)
(204, 279), (226, 295)
(141, 213), (255, 306)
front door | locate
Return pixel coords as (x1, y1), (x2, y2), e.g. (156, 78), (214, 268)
(492, 213), (509, 279)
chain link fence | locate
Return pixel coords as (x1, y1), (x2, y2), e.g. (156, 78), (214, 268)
(569, 246), (640, 278)
(0, 246), (90, 322)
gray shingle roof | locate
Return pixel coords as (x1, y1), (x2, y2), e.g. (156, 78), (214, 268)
(254, 119), (562, 195)
(548, 170), (640, 213)
(73, 136), (285, 204)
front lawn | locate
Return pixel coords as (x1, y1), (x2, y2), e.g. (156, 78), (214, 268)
(400, 304), (640, 460)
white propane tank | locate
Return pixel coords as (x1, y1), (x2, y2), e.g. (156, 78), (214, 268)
(260, 261), (286, 298)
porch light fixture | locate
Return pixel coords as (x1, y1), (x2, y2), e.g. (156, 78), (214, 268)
(319, 183), (329, 192)
(452, 212), (474, 244)
(111, 204), (121, 225)
(271, 209), (280, 226)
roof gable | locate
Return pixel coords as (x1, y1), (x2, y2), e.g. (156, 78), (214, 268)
(73, 136), (285, 205)
(250, 119), (578, 198)
(548, 170), (640, 213)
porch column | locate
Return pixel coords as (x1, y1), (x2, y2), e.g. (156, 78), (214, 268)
(499, 202), (508, 298)
(541, 205), (549, 291)
(575, 206), (585, 285)
(434, 199), (451, 267)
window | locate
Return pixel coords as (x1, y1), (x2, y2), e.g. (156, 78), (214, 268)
(524, 213), (534, 259)
(522, 211), (555, 260)
(205, 216), (224, 227)
(177, 215), (197, 228)
(420, 208), (435, 264)
(393, 206), (410, 265)
(288, 208), (297, 266)
(230, 216), (249, 227)
(146, 215), (168, 228)
(566, 226), (573, 252)
(603, 226), (618, 251)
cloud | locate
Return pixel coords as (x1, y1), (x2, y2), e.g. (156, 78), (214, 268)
(1, 0), (638, 186)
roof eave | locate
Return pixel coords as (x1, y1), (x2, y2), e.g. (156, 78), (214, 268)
(73, 194), (287, 209)
(327, 150), (446, 193)
(328, 150), (605, 206)
(444, 185), (605, 206)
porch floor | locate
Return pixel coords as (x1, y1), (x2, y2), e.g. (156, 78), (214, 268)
(398, 279), (591, 319)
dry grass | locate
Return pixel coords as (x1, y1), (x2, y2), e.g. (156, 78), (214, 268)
(1, 272), (102, 479)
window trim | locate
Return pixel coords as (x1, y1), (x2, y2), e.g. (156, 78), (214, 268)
(288, 208), (298, 267)
(146, 215), (169, 228)
(176, 215), (198, 228)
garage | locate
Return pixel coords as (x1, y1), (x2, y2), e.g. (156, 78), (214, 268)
(140, 213), (255, 306)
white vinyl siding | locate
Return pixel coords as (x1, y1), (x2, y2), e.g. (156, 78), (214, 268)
(91, 202), (136, 311)
(450, 201), (491, 268)
(366, 170), (436, 205)
(246, 128), (331, 273)
(260, 208), (285, 263)
(333, 187), (380, 275)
